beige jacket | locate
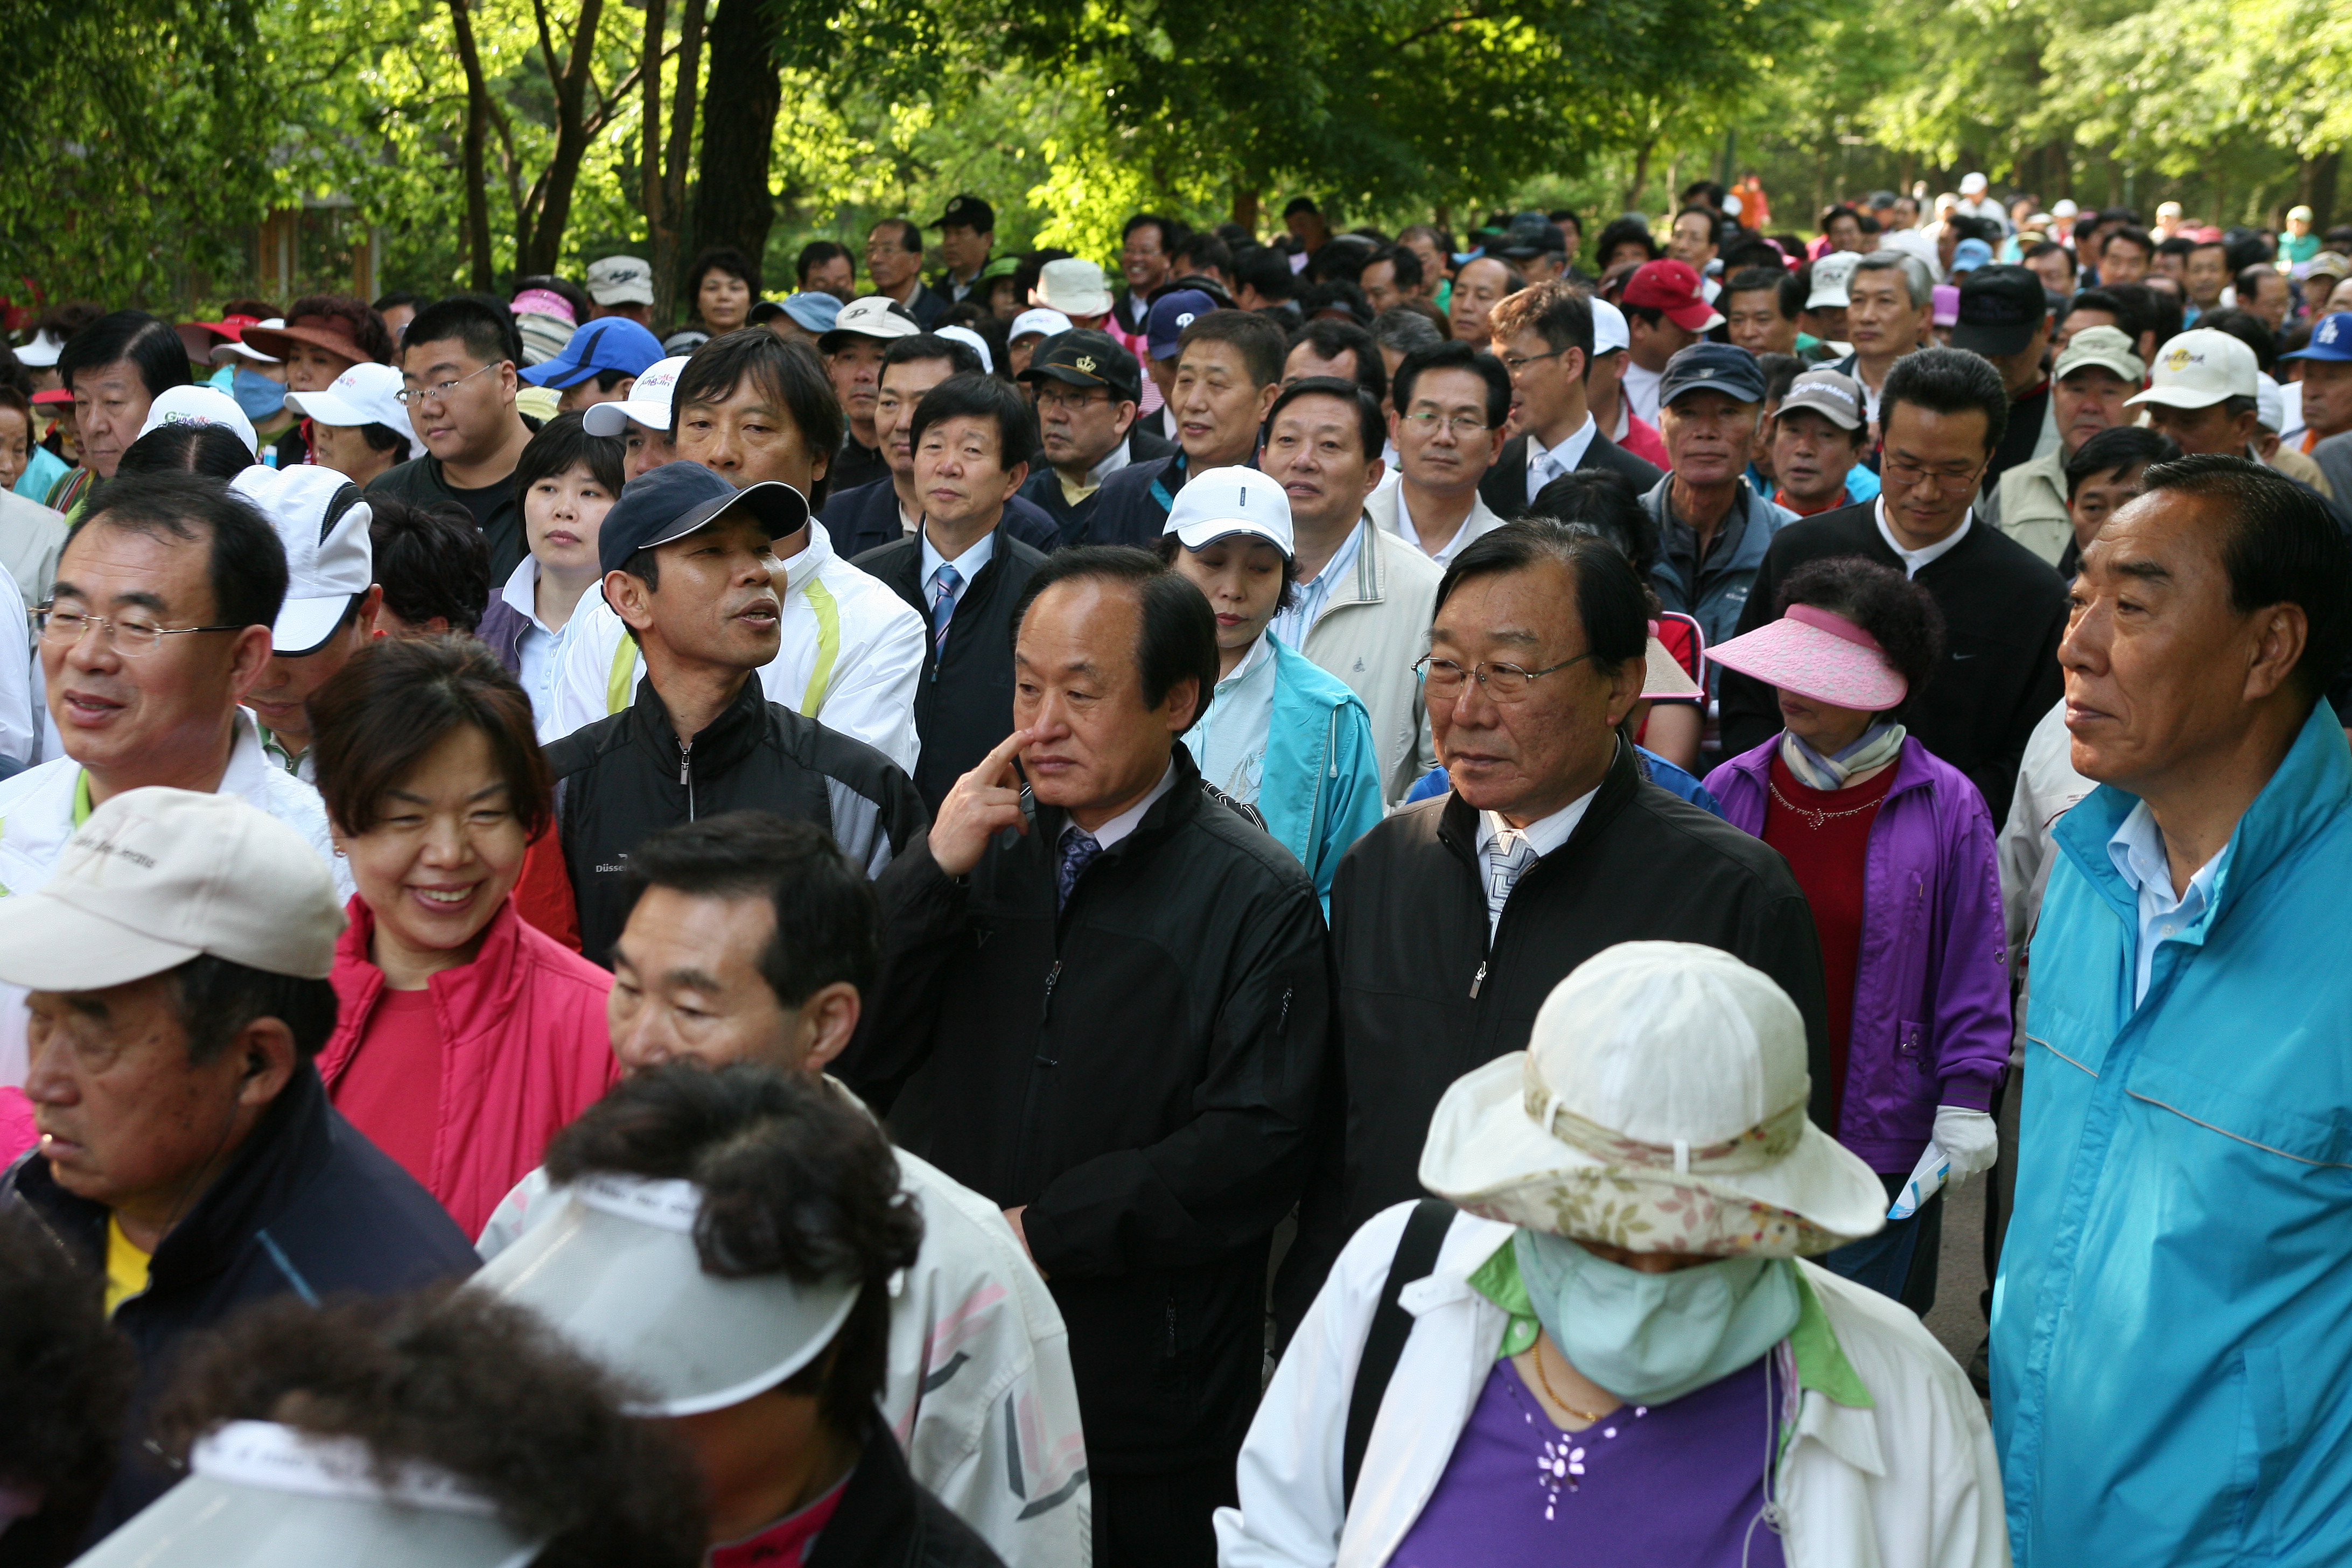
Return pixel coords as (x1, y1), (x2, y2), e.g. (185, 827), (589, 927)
(1990, 445), (2071, 567)
(1297, 521), (1443, 803)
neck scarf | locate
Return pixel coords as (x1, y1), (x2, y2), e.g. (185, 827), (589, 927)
(1780, 720), (1905, 792)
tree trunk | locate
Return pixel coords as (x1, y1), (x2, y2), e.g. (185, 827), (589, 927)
(639, 0), (667, 290)
(1621, 135), (1655, 214)
(693, 0), (783, 296)
(2300, 151), (2341, 231)
(655, 0), (706, 326)
(517, 0), (608, 274)
(447, 0), (497, 292)
(1231, 187), (1260, 233)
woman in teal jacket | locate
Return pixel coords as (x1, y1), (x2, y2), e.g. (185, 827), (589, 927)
(1159, 465), (1384, 907)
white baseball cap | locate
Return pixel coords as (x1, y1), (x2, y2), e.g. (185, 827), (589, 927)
(284, 363), (417, 460)
(0, 788), (345, 991)
(1162, 465), (1295, 556)
(210, 318), (285, 365)
(1960, 171), (1990, 195)
(937, 324), (995, 375)
(2127, 329), (2259, 410)
(230, 464), (375, 655)
(580, 354), (688, 438)
(586, 254), (655, 306)
(139, 386), (258, 457)
(1806, 251), (1862, 310)
(1010, 307), (1074, 345)
(1031, 258), (1114, 319)
(13, 329), (64, 369)
(816, 296), (921, 354)
(2052, 199), (2080, 219)
(1588, 297), (1630, 356)
(2256, 373), (2285, 435)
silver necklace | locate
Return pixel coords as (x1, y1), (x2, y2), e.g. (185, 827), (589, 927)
(1768, 778), (1884, 830)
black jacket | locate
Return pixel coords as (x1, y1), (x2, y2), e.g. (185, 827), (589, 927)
(1295, 738), (1831, 1315)
(1716, 501), (2067, 823)
(1014, 428), (1179, 547)
(545, 673), (928, 963)
(1078, 451), (1196, 548)
(818, 478), (1063, 562)
(841, 747), (1333, 1473)
(1479, 426), (1664, 520)
(834, 433), (889, 497)
(806, 1419), (1007, 1568)
(4, 1065), (478, 1539)
(852, 528), (1049, 809)
(366, 439), (538, 582)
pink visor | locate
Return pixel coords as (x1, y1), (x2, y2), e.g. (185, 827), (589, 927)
(1706, 603), (1907, 711)
(512, 288), (577, 325)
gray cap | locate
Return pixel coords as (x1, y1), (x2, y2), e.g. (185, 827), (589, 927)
(1776, 368), (1867, 431)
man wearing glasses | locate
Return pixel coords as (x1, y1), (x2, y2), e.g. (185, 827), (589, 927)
(0, 473), (351, 1083)
(1479, 281), (1664, 521)
(1719, 347), (2069, 823)
(1016, 329), (1172, 544)
(367, 296), (539, 578)
(1368, 339), (1511, 564)
(1297, 516), (1829, 1317)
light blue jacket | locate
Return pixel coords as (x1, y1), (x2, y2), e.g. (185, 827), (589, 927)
(1993, 702), (2352, 1565)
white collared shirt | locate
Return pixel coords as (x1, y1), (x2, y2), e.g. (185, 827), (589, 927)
(1471, 785), (1600, 932)
(498, 556), (598, 728)
(1065, 758), (1179, 851)
(1524, 415), (1598, 503)
(1621, 361), (1664, 424)
(920, 524), (996, 602)
(1874, 497), (1973, 577)
(1270, 518), (1367, 650)
(2106, 799), (2227, 1006)
(1184, 634), (1278, 803)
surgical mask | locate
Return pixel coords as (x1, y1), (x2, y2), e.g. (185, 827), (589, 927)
(232, 366), (286, 422)
(1514, 1229), (1800, 1407)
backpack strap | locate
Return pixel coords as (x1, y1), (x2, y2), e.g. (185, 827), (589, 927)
(1341, 1197), (1455, 1509)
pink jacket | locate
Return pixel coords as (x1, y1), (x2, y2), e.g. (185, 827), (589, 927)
(319, 896), (619, 1238)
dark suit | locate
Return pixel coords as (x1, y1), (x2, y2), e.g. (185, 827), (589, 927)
(817, 478), (1062, 562)
(1017, 428), (1178, 547)
(1479, 424), (1666, 520)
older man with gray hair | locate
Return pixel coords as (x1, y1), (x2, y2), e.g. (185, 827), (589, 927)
(1833, 250), (1936, 432)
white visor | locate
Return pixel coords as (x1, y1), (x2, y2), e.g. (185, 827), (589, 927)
(472, 1175), (859, 1416)
(581, 355), (686, 438)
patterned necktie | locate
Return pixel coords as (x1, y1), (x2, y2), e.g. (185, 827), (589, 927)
(929, 563), (964, 661)
(1483, 826), (1538, 931)
(1058, 828), (1102, 909)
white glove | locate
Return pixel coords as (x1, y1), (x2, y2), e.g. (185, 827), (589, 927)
(1933, 1106), (1999, 1187)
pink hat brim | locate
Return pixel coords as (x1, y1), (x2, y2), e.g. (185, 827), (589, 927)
(1707, 614), (1906, 711)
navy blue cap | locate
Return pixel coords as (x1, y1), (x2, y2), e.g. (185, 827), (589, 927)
(1657, 342), (1767, 408)
(2282, 312), (2352, 362)
(1146, 289), (1218, 361)
(598, 461), (810, 577)
(520, 317), (666, 389)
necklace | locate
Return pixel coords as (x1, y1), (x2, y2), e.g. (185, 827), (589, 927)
(1529, 1338), (1615, 1424)
(1768, 778), (1884, 830)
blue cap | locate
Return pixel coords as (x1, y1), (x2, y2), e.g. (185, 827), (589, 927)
(520, 317), (666, 389)
(1951, 237), (1995, 271)
(597, 461), (810, 578)
(749, 293), (844, 334)
(1657, 342), (1767, 408)
(1146, 289), (1219, 361)
(2282, 312), (2352, 362)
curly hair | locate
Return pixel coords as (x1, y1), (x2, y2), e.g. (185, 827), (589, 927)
(0, 1210), (134, 1567)
(1776, 555), (1945, 705)
(151, 1285), (704, 1568)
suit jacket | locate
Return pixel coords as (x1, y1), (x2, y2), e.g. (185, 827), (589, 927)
(1479, 425), (1666, 520)
(1017, 428), (1177, 547)
(818, 478), (1062, 562)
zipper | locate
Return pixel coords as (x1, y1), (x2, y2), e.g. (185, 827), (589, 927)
(1040, 959), (1062, 1025)
(678, 740), (696, 820)
(1165, 1293), (1179, 1357)
(1469, 960), (1487, 998)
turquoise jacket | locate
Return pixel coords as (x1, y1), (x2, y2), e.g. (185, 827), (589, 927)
(1189, 636), (1383, 911)
(1993, 702), (2352, 1565)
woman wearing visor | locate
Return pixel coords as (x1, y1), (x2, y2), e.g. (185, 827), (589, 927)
(1216, 942), (2006, 1568)
(1703, 558), (2008, 1312)
(1156, 465), (1384, 908)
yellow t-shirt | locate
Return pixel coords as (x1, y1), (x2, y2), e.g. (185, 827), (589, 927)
(104, 1216), (152, 1317)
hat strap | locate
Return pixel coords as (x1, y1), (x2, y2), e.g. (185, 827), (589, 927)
(1783, 603), (1885, 656)
(1529, 1090), (1810, 1175)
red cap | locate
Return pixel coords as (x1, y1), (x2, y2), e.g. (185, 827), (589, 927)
(31, 387), (73, 405)
(1622, 259), (1724, 333)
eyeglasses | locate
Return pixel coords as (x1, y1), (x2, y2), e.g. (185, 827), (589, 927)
(1035, 387), (1114, 413)
(395, 361), (501, 405)
(1498, 349), (1566, 374)
(1416, 651), (1597, 701)
(1880, 453), (1986, 495)
(1402, 411), (1493, 437)
(37, 606), (242, 656)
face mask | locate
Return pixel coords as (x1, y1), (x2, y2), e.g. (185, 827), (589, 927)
(1514, 1229), (1800, 1407)
(233, 366), (286, 422)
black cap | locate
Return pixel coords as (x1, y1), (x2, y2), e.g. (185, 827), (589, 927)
(930, 194), (996, 233)
(1497, 211), (1566, 259)
(1018, 328), (1142, 400)
(1951, 264), (2047, 357)
(598, 461), (809, 577)
(1657, 342), (1767, 408)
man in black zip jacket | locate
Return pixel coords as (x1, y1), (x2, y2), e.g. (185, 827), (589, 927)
(838, 547), (1332, 1568)
(854, 374), (1050, 809)
(1295, 520), (1829, 1320)
(545, 460), (927, 963)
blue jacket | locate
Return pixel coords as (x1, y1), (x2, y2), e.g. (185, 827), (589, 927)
(1993, 703), (2352, 1565)
(1191, 636), (1383, 909)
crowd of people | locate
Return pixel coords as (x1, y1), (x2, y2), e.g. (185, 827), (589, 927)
(3, 172), (2351, 1568)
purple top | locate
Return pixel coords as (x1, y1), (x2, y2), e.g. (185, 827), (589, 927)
(1387, 1353), (1785, 1568)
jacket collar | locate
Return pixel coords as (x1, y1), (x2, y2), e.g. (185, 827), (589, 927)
(631, 664), (769, 775)
(1718, 730), (1933, 803)
(1037, 744), (1203, 864)
(317, 896), (533, 1087)
(803, 1417), (931, 1568)
(1643, 474), (1780, 580)
(1436, 733), (1639, 868)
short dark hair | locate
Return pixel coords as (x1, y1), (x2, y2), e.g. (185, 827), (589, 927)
(400, 294), (520, 368)
(2140, 453), (2352, 707)
(1123, 213), (1179, 249)
(623, 813), (878, 1001)
(2197, 306), (2277, 373)
(310, 635), (551, 844)
(1174, 231), (1233, 278)
(1880, 346), (2009, 456)
(516, 410), (626, 499)
(2237, 263), (2287, 303)
(1233, 246), (1297, 304)
(1485, 279), (1593, 358)
(671, 331), (844, 506)
(1435, 518), (1649, 671)
(1820, 204), (1863, 235)
(880, 332), (983, 380)
(795, 240), (851, 289)
(2062, 286), (2144, 344)
(1265, 375), (1385, 462)
(1284, 195), (1322, 219)
(908, 372), (1038, 471)
(868, 220), (922, 256)
(170, 954), (339, 1065)
(372, 289), (430, 317)
(2064, 425), (2175, 499)
(366, 495), (492, 633)
(2102, 226), (2154, 261)
(1776, 555), (1945, 708)
(1177, 307), (1288, 388)
(152, 1286), (706, 1567)
(1725, 265), (1802, 323)
(1013, 547), (1219, 732)
(59, 310), (191, 401)
(1368, 242), (1424, 292)
(2022, 240), (2078, 277)
(78, 473), (287, 632)
(1594, 216), (1660, 265)
(544, 1063), (925, 1439)
(1287, 318), (1384, 401)
(687, 244), (759, 298)
(2107, 279), (2182, 347)
(1758, 351), (1808, 407)
(116, 422), (254, 479)
(0, 1206), (135, 1562)
(1391, 340), (1511, 430)
(284, 293), (397, 365)
(1528, 470), (1661, 578)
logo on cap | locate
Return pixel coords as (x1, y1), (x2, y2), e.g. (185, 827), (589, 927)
(1074, 355), (1098, 374)
(2323, 318), (2342, 345)
(1176, 312), (1199, 331)
(2165, 347), (2194, 372)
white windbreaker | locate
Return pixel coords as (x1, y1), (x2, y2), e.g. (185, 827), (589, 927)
(1215, 1203), (2007, 1568)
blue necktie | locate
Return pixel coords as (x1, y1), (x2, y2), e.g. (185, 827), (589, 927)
(930, 562), (964, 663)
(1058, 828), (1102, 909)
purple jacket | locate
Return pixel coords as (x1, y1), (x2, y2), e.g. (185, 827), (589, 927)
(1705, 735), (2010, 1171)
